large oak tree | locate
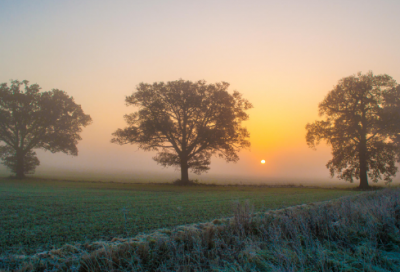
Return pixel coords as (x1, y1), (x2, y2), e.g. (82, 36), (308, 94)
(384, 85), (400, 149)
(0, 80), (92, 178)
(112, 79), (253, 185)
(306, 72), (400, 189)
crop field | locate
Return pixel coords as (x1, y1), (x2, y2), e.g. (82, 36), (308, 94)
(0, 178), (359, 256)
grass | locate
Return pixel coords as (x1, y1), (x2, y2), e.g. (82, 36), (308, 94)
(0, 177), (359, 258)
(2, 187), (399, 271)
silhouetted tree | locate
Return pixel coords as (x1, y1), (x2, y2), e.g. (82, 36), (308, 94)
(0, 80), (92, 178)
(306, 72), (400, 189)
(384, 85), (400, 151)
(112, 79), (253, 185)
(0, 146), (39, 175)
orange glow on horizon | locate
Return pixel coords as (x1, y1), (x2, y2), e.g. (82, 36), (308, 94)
(1, 1), (400, 182)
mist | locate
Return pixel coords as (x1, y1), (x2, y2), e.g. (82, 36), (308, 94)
(1, 0), (400, 186)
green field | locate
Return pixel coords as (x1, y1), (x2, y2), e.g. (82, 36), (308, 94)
(0, 178), (359, 256)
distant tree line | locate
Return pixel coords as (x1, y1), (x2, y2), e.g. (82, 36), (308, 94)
(1, 73), (400, 189)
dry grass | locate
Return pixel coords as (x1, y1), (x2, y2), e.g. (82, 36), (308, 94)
(2, 188), (400, 271)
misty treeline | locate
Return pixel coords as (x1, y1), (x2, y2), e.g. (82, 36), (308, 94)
(1, 73), (400, 188)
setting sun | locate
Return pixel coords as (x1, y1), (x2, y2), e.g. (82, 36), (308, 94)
(261, 160), (266, 164)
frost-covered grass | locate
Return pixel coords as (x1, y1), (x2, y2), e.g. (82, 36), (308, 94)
(0, 177), (357, 259)
(2, 187), (399, 271)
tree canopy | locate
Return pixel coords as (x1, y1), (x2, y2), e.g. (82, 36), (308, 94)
(306, 72), (400, 189)
(383, 85), (400, 149)
(112, 79), (253, 184)
(0, 80), (92, 178)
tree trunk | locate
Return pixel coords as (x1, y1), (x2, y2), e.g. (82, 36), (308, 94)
(359, 138), (369, 189)
(180, 159), (190, 185)
(16, 150), (25, 179)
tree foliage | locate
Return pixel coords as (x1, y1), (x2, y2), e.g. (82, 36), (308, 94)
(0, 80), (92, 178)
(0, 146), (40, 175)
(383, 85), (400, 149)
(112, 79), (252, 184)
(306, 72), (400, 188)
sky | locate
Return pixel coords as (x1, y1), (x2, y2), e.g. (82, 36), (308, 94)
(1, 0), (400, 185)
